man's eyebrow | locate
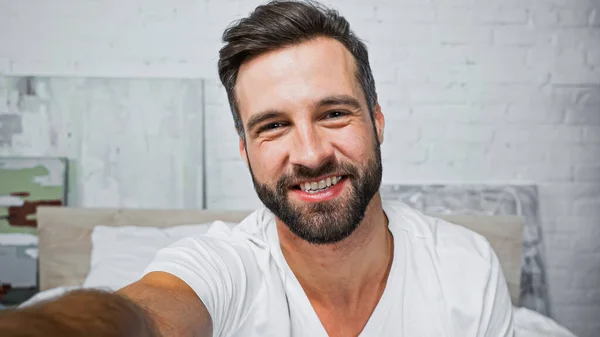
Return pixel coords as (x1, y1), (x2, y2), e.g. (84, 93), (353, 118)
(316, 95), (362, 110)
(246, 111), (284, 133)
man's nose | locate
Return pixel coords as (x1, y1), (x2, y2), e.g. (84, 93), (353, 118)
(289, 125), (334, 170)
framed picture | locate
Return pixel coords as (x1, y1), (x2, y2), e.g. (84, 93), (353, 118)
(0, 157), (67, 289)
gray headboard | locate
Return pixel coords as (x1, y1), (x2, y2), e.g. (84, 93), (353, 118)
(37, 207), (524, 304)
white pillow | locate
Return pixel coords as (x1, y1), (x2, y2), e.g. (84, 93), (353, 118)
(514, 306), (577, 337)
(82, 221), (236, 290)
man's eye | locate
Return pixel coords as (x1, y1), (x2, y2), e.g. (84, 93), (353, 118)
(260, 123), (284, 132)
(325, 111), (347, 119)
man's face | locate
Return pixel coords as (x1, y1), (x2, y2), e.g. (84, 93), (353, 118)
(235, 37), (385, 244)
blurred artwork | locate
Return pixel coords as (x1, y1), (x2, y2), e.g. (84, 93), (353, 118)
(380, 184), (549, 316)
(0, 158), (66, 288)
(0, 157), (67, 235)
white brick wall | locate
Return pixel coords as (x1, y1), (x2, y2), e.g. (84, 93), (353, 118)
(1, 0), (599, 335)
(0, 77), (205, 208)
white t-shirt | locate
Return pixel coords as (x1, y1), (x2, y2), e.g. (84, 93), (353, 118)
(144, 201), (514, 337)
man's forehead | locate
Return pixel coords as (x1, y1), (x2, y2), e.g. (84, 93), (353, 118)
(234, 37), (362, 118)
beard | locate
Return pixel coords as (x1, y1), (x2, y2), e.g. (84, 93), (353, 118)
(249, 140), (383, 245)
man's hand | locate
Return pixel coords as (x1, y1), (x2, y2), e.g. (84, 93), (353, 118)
(0, 289), (159, 337)
(0, 272), (212, 337)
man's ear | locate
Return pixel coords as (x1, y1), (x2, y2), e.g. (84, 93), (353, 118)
(239, 136), (249, 166)
(373, 101), (385, 144)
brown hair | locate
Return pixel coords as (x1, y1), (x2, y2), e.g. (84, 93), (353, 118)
(218, 0), (377, 140)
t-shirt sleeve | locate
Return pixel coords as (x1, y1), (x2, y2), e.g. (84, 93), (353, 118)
(143, 234), (261, 337)
(478, 245), (515, 337)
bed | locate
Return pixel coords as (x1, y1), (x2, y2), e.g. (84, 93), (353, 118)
(30, 206), (576, 337)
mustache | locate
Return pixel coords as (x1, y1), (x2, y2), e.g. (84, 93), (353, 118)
(276, 159), (359, 191)
(294, 160), (339, 180)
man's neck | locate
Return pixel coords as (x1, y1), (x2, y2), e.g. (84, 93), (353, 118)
(277, 194), (393, 310)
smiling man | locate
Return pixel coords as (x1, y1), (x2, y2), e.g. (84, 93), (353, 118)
(136, 1), (513, 336)
(0, 1), (513, 337)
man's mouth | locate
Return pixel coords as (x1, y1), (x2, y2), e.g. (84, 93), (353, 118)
(294, 175), (345, 194)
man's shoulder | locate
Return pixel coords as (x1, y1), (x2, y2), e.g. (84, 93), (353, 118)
(384, 201), (502, 321)
(384, 200), (493, 262)
(233, 207), (274, 232)
(185, 207), (276, 255)
(144, 208), (276, 289)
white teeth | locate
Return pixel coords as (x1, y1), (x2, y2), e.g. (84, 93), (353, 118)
(318, 180), (326, 189)
(301, 176), (343, 192)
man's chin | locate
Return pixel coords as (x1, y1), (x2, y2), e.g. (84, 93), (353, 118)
(284, 211), (359, 245)
(270, 191), (365, 245)
(290, 202), (353, 225)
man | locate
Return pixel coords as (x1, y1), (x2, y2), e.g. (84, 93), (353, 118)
(0, 1), (514, 336)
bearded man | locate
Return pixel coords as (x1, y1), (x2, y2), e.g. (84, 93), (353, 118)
(0, 1), (513, 336)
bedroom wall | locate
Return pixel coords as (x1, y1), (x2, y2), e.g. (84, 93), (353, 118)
(1, 0), (599, 335)
(0, 77), (205, 209)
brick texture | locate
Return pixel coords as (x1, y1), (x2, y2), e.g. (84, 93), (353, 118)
(1, 0), (599, 336)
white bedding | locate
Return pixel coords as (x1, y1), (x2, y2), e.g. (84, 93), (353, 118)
(22, 286), (576, 337)
(83, 221), (236, 289)
(514, 307), (577, 337)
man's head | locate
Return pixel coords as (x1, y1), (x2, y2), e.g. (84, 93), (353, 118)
(218, 0), (385, 244)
